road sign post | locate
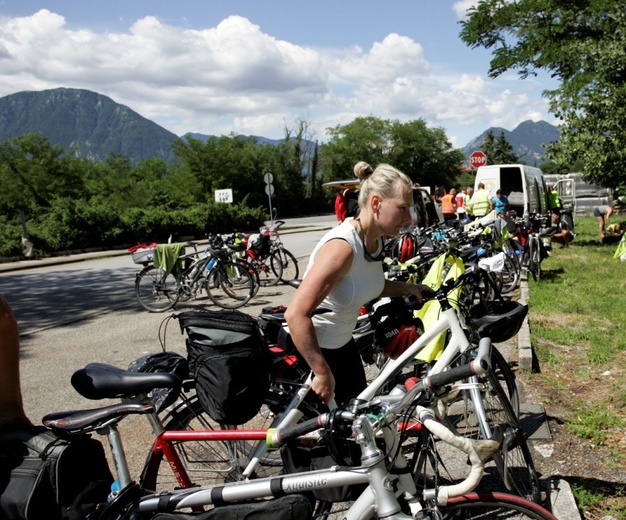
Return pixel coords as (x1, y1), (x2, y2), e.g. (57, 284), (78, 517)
(264, 173), (275, 225)
(469, 151), (487, 169)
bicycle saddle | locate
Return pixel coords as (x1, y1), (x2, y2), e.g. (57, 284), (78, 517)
(71, 362), (182, 400)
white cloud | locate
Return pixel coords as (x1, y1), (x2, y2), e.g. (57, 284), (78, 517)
(0, 9), (554, 146)
(453, 0), (478, 19)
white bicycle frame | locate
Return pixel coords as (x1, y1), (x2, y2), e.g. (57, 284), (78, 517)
(135, 339), (495, 519)
(243, 282), (473, 478)
(361, 303), (471, 401)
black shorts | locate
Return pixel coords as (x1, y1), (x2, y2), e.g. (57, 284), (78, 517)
(322, 339), (367, 407)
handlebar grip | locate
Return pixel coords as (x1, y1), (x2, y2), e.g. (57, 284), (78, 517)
(267, 415), (327, 448)
(420, 338), (492, 392)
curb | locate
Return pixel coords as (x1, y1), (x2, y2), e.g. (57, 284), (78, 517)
(517, 271), (581, 519)
(0, 225), (333, 274)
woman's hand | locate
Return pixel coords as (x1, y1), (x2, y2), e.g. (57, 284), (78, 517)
(412, 283), (436, 302)
(382, 279), (436, 303)
(311, 368), (335, 405)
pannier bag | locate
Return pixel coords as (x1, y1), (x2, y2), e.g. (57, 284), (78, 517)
(0, 425), (113, 520)
(177, 310), (270, 425)
(280, 441), (366, 503)
(150, 494), (313, 520)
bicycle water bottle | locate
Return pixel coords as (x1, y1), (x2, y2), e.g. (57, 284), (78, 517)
(207, 257), (216, 270)
(107, 480), (121, 502)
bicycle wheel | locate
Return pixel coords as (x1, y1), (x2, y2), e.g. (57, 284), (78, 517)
(271, 249), (300, 284)
(205, 261), (254, 309)
(442, 492), (556, 519)
(134, 265), (179, 312)
(469, 374), (540, 503)
(238, 259), (261, 296)
(142, 394), (284, 492)
(499, 254), (520, 294)
(250, 255), (282, 287)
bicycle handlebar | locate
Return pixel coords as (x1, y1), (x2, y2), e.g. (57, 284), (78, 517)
(268, 338), (491, 449)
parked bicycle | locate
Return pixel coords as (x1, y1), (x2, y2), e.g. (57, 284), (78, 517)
(133, 241), (255, 312)
(130, 262), (538, 504)
(42, 340), (556, 519)
(244, 221), (300, 286)
(511, 214), (553, 282)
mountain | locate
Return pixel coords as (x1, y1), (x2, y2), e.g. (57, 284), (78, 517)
(0, 88), (559, 166)
(0, 88), (178, 163)
(462, 120), (560, 165)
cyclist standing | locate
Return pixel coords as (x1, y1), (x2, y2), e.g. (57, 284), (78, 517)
(285, 162), (433, 406)
(469, 182), (492, 218)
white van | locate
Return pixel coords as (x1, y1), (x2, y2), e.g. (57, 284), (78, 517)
(474, 164), (548, 217)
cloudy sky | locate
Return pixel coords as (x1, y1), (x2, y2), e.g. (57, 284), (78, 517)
(0, 0), (559, 148)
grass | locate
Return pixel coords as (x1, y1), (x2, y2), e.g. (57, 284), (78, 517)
(526, 215), (626, 517)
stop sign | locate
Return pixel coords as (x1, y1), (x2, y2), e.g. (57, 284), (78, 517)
(469, 151), (487, 168)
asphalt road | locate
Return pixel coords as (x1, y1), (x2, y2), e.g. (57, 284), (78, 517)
(0, 215), (335, 334)
(0, 214), (335, 423)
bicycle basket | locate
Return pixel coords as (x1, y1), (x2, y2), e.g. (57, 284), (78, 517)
(469, 300), (528, 343)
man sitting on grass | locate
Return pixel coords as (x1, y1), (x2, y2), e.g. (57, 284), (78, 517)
(550, 213), (574, 249)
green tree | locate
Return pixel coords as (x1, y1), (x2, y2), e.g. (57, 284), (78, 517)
(460, 0), (626, 188)
(481, 130), (519, 165)
(0, 133), (84, 215)
(321, 116), (392, 182)
(321, 116), (463, 189)
(172, 135), (272, 209)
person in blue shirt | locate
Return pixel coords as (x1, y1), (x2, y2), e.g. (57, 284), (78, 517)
(492, 189), (509, 218)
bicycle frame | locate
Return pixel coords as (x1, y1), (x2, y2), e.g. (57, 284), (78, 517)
(133, 340), (495, 519)
(360, 303), (471, 401)
(140, 282), (475, 492)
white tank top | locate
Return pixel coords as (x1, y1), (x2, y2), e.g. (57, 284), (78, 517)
(303, 219), (385, 349)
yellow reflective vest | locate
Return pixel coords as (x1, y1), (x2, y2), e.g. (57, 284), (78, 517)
(470, 189), (491, 216)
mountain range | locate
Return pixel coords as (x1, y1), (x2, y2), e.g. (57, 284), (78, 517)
(461, 120), (561, 165)
(0, 87), (560, 165)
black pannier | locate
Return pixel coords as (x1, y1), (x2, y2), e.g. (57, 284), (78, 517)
(177, 310), (270, 425)
(0, 425), (113, 520)
(150, 494), (313, 520)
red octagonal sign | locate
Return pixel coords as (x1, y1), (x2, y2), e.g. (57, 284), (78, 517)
(469, 151), (487, 168)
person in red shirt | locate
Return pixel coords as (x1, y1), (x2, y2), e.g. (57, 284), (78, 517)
(0, 294), (32, 432)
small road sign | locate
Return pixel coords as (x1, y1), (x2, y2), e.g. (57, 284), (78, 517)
(469, 151), (487, 168)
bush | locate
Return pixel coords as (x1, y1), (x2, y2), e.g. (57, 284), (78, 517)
(7, 201), (267, 257)
(0, 216), (24, 258)
(29, 199), (125, 251)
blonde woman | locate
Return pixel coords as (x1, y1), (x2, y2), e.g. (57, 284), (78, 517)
(285, 162), (433, 406)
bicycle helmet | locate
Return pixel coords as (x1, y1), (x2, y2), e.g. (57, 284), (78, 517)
(370, 298), (424, 359)
(469, 300), (528, 343)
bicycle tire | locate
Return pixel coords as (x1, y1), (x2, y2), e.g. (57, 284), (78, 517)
(440, 347), (538, 503)
(205, 261), (254, 309)
(499, 254), (520, 294)
(270, 249), (300, 284)
(229, 258), (260, 296)
(134, 265), (180, 312)
(442, 492), (557, 519)
(249, 255), (282, 287)
(142, 394), (285, 492)
(528, 238), (541, 282)
(469, 373), (541, 503)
